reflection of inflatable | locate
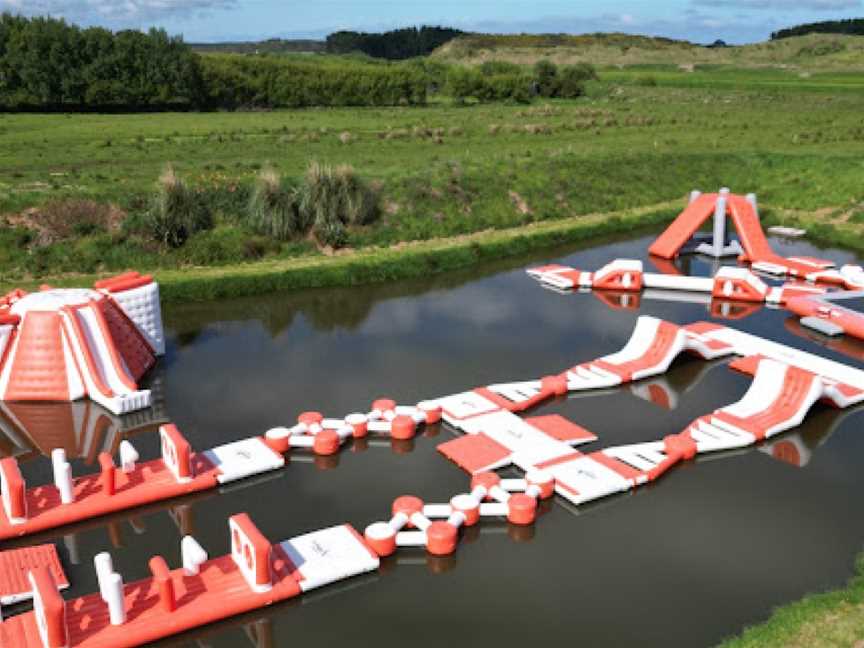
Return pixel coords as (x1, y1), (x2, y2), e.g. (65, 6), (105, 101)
(0, 379), (168, 464)
(758, 406), (852, 468)
(784, 316), (864, 364)
(629, 357), (723, 410)
(0, 274), (165, 415)
(4, 316), (864, 645)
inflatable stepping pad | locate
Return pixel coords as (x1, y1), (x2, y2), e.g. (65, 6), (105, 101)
(277, 524), (379, 592)
(437, 433), (512, 474)
(0, 543), (69, 605)
(526, 415), (597, 446)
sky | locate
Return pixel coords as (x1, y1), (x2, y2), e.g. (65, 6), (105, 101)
(0, 0), (861, 44)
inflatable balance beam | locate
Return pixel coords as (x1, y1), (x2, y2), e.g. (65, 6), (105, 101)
(528, 258), (841, 305)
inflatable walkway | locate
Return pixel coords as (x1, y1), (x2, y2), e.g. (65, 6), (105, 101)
(3, 316), (864, 646)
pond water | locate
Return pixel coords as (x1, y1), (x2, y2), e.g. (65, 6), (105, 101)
(6, 231), (864, 647)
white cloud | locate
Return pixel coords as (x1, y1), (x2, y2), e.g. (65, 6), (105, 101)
(0, 0), (236, 26)
(691, 0), (860, 8)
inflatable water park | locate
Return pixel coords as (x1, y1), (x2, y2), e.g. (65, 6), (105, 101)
(528, 189), (864, 346)
(1, 190), (863, 646)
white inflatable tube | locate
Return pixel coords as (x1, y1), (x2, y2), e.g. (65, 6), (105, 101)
(479, 502), (509, 517)
(642, 274), (714, 292)
(395, 531), (426, 547)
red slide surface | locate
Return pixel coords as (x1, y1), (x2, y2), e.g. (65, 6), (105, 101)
(726, 194), (774, 262)
(648, 193), (718, 259)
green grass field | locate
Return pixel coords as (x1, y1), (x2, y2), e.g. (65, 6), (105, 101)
(2, 67), (864, 284)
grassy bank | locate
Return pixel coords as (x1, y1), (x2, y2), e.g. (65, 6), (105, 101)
(2, 75), (864, 283)
(5, 203), (676, 302)
(721, 554), (864, 647)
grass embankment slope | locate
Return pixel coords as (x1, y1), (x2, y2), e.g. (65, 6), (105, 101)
(721, 555), (864, 648)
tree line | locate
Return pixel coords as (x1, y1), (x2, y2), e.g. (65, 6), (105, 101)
(0, 14), (595, 111)
(325, 26), (463, 60)
(0, 13), (202, 109)
(772, 18), (864, 40)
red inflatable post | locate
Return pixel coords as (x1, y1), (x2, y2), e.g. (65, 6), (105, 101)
(160, 424), (193, 482)
(98, 452), (116, 496)
(148, 556), (176, 613)
(0, 456), (27, 523)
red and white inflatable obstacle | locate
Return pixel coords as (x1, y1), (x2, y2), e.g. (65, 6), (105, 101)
(0, 273), (165, 415)
(528, 258), (830, 307)
(0, 513), (378, 647)
(434, 316), (864, 507)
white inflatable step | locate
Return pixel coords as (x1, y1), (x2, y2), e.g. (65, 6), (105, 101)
(204, 437), (285, 484)
(278, 524), (379, 592)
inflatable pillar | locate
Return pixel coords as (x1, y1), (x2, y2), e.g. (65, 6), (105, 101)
(148, 556), (176, 613)
(712, 190), (728, 257)
(160, 424), (193, 483)
(0, 457), (26, 524)
(229, 514), (272, 593)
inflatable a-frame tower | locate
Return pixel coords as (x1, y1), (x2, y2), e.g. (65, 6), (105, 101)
(649, 188), (750, 259)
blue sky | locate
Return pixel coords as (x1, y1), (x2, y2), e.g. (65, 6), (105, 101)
(0, 0), (861, 43)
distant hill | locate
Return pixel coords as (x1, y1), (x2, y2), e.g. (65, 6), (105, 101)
(773, 18), (864, 40)
(432, 32), (864, 69)
(191, 39), (325, 55)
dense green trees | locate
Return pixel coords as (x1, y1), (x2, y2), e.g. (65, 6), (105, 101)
(772, 18), (864, 40)
(448, 60), (596, 103)
(0, 13), (426, 109)
(199, 54), (427, 108)
(326, 26), (462, 59)
(0, 13), (202, 109)
(0, 14), (594, 111)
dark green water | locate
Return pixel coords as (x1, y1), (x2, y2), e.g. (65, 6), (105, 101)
(6, 232), (864, 647)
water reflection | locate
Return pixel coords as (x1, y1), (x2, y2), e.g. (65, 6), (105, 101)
(0, 373), (168, 465)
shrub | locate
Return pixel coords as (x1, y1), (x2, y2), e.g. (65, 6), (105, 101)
(149, 165), (212, 248)
(315, 219), (348, 248)
(480, 61), (522, 76)
(181, 225), (276, 265)
(565, 62), (598, 82)
(446, 66), (484, 102)
(534, 59), (560, 97)
(248, 167), (301, 240)
(299, 163), (380, 248)
(558, 65), (593, 98)
(479, 74), (534, 103)
(25, 199), (122, 245)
